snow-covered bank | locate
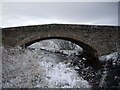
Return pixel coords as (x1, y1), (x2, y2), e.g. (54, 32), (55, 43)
(2, 46), (91, 88)
(2, 39), (119, 88)
(36, 61), (91, 88)
(99, 52), (118, 64)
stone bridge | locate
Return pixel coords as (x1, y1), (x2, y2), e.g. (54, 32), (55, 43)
(2, 24), (119, 60)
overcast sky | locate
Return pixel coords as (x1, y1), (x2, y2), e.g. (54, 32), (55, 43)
(1, 2), (119, 27)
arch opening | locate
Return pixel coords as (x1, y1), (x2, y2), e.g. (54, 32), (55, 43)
(27, 39), (83, 57)
(21, 37), (99, 60)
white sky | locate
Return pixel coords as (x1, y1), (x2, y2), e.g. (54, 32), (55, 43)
(1, 0), (119, 27)
(1, 0), (120, 2)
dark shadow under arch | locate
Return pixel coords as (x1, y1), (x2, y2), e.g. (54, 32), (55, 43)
(22, 37), (99, 60)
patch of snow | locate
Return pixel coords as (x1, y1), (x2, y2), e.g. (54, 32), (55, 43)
(75, 66), (80, 69)
(99, 52), (118, 62)
(38, 61), (91, 88)
(60, 50), (81, 56)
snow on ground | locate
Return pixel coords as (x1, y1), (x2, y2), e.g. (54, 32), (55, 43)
(2, 46), (91, 88)
(28, 40), (60, 51)
(46, 62), (90, 88)
(99, 52), (118, 62)
(60, 50), (81, 56)
(2, 39), (119, 88)
(28, 39), (83, 56)
(37, 59), (91, 88)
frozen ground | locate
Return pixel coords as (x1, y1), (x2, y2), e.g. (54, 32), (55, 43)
(1, 39), (119, 88)
(2, 46), (91, 88)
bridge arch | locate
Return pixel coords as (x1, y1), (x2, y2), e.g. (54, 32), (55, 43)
(19, 36), (99, 60)
(2, 24), (118, 60)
